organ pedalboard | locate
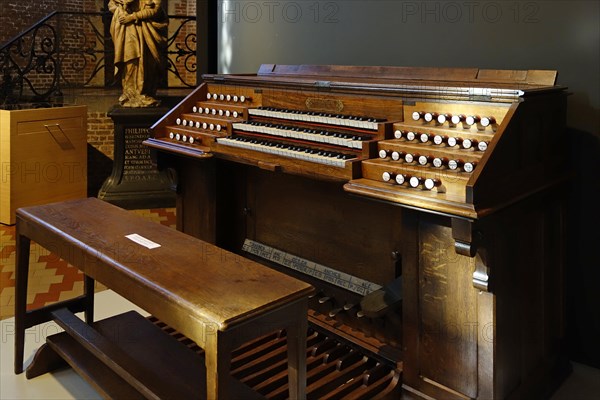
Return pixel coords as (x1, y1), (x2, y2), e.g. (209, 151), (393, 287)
(146, 65), (570, 399)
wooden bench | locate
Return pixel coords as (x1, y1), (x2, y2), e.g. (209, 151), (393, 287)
(14, 197), (314, 399)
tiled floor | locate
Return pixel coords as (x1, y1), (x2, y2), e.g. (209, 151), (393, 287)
(0, 207), (176, 320)
(0, 290), (148, 399)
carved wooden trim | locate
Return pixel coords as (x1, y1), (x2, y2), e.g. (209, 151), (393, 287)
(473, 252), (491, 292)
(451, 218), (477, 257)
(451, 218), (492, 292)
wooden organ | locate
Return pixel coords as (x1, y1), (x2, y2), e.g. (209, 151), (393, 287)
(146, 65), (570, 399)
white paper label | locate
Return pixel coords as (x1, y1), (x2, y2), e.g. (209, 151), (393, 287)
(125, 234), (161, 249)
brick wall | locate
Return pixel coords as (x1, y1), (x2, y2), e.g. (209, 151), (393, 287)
(86, 110), (115, 195)
(0, 1), (59, 45)
(1, 0), (106, 95)
(168, 0), (197, 87)
(169, 0), (197, 20)
(87, 111), (115, 158)
(0, 0), (103, 45)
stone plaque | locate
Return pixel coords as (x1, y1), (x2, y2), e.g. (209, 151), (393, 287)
(98, 106), (175, 209)
(122, 127), (157, 182)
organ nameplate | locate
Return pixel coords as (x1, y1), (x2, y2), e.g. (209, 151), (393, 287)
(305, 98), (344, 113)
(242, 239), (381, 296)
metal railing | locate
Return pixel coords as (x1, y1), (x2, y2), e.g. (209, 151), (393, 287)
(1, 11), (197, 106)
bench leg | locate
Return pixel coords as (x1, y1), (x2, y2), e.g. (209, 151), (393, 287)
(286, 301), (308, 400)
(84, 275), (95, 323)
(204, 330), (231, 400)
(14, 232), (31, 374)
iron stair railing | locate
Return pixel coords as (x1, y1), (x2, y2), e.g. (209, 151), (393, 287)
(1, 11), (197, 107)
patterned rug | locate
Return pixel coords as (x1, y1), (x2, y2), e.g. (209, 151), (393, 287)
(0, 208), (176, 320)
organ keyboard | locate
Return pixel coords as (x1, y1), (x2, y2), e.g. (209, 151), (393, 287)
(217, 135), (358, 168)
(147, 65), (570, 399)
(248, 106), (385, 130)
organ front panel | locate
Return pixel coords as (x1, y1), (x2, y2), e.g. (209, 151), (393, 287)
(147, 65), (570, 399)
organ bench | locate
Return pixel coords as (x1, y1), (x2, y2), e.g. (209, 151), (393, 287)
(14, 197), (314, 399)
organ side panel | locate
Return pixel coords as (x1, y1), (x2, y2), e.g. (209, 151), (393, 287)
(481, 189), (569, 400)
(402, 213), (480, 400)
(402, 187), (569, 400)
(470, 93), (569, 208)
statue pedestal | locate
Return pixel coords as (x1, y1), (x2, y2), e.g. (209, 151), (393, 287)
(98, 106), (175, 209)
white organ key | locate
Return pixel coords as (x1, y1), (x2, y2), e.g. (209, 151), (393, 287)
(217, 137), (353, 167)
(247, 108), (381, 130)
(232, 122), (363, 149)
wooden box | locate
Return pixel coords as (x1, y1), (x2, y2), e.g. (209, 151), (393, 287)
(0, 106), (87, 224)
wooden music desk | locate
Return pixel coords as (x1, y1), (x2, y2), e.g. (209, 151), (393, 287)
(14, 197), (314, 399)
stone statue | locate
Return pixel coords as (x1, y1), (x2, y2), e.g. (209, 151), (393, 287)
(108, 0), (168, 107)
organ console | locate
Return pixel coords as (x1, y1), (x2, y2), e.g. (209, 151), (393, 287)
(146, 65), (570, 399)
